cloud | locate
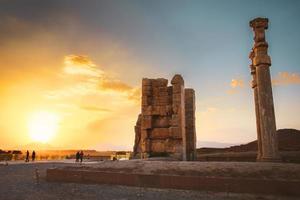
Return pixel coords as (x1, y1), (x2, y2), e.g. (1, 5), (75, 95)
(272, 72), (300, 86)
(79, 105), (111, 112)
(99, 78), (133, 92)
(64, 55), (96, 67)
(98, 76), (141, 101)
(230, 79), (244, 88)
(227, 78), (244, 94)
(64, 54), (141, 102)
(226, 71), (300, 95)
(63, 55), (103, 77)
(46, 54), (140, 103)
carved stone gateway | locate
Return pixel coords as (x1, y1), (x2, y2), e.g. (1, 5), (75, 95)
(133, 74), (196, 161)
(249, 18), (281, 162)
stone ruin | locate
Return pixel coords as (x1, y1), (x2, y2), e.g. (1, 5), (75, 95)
(132, 17), (281, 163)
(133, 74), (196, 161)
(249, 18), (281, 162)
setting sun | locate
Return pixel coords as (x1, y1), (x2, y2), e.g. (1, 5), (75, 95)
(28, 111), (59, 143)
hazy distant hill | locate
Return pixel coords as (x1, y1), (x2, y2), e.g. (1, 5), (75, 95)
(197, 141), (237, 148)
(197, 129), (300, 154)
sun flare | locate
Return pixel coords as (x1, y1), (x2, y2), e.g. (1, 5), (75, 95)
(28, 111), (59, 143)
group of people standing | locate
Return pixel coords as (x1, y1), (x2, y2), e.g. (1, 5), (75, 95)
(75, 151), (84, 163)
(25, 150), (36, 162)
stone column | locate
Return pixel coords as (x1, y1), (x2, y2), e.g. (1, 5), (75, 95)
(249, 50), (262, 161)
(171, 74), (186, 161)
(185, 88), (196, 161)
(250, 18), (280, 161)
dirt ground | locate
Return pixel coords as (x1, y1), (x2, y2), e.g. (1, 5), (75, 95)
(0, 161), (298, 200)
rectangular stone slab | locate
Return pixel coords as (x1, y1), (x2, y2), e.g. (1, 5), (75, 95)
(47, 168), (300, 196)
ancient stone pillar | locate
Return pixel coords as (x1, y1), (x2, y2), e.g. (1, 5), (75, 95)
(185, 88), (197, 161)
(133, 74), (196, 161)
(249, 50), (262, 161)
(171, 75), (186, 161)
(249, 18), (280, 161)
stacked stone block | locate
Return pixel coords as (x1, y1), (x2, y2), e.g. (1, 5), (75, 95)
(133, 74), (196, 161)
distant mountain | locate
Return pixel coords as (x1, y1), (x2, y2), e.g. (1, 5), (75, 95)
(197, 141), (237, 148)
(197, 129), (300, 154)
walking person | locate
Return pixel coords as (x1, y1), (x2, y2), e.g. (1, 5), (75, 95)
(80, 151), (84, 163)
(25, 150), (29, 162)
(75, 151), (80, 162)
(32, 150), (36, 162)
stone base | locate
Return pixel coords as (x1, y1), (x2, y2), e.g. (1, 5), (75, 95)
(133, 152), (182, 161)
(47, 168), (300, 196)
(46, 161), (300, 196)
(259, 156), (282, 162)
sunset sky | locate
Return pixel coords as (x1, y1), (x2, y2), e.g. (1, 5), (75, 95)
(1, 0), (300, 150)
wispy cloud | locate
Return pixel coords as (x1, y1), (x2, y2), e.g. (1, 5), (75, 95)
(63, 55), (103, 77)
(46, 54), (140, 102)
(64, 55), (96, 67)
(272, 72), (300, 86)
(99, 78), (132, 92)
(227, 78), (244, 94)
(79, 105), (111, 112)
(230, 79), (244, 88)
(98, 76), (141, 101)
(226, 71), (300, 95)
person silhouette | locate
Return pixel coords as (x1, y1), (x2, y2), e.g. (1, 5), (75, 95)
(25, 150), (29, 162)
(80, 151), (84, 163)
(75, 151), (80, 162)
(32, 151), (36, 162)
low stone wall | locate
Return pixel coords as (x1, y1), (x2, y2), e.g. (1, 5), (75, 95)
(197, 151), (300, 163)
(47, 167), (300, 196)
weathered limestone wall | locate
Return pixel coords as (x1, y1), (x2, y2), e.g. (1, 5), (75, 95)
(133, 74), (196, 160)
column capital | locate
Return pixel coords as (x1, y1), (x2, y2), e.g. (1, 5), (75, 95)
(250, 17), (271, 67)
(250, 17), (269, 30)
(250, 18), (269, 44)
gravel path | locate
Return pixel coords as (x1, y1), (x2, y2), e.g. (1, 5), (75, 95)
(0, 161), (297, 200)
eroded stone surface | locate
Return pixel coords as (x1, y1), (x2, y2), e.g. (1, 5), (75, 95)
(249, 17), (280, 161)
(133, 74), (196, 161)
